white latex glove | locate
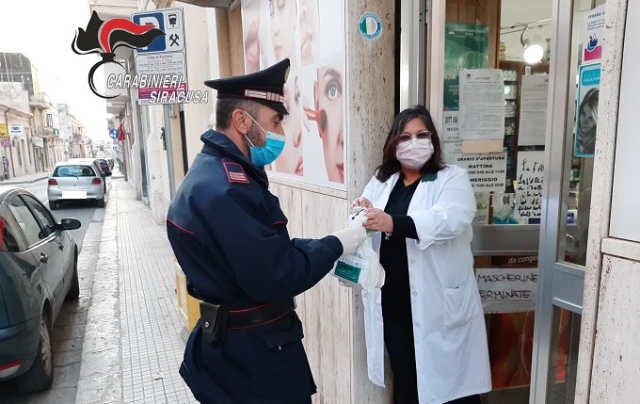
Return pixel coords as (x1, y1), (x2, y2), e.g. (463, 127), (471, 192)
(332, 226), (367, 256)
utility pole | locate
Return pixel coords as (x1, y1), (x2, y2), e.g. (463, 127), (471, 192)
(163, 104), (176, 200)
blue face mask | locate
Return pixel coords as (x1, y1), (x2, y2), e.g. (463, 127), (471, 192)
(244, 113), (286, 166)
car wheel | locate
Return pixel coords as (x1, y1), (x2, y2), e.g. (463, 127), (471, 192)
(97, 198), (106, 208)
(49, 201), (57, 210)
(65, 252), (80, 301)
(15, 312), (54, 394)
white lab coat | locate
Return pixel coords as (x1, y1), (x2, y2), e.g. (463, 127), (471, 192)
(360, 165), (491, 404)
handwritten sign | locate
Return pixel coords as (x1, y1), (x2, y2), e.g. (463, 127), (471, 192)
(456, 153), (507, 192)
(476, 267), (538, 313)
(516, 151), (545, 223)
(473, 193), (490, 225)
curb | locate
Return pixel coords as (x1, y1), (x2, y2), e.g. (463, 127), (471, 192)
(75, 184), (122, 404)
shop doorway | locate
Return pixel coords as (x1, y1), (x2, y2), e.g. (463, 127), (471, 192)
(400, 0), (606, 402)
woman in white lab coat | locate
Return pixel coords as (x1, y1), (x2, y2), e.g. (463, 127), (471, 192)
(353, 106), (491, 404)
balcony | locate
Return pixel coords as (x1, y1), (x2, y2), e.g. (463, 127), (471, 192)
(29, 94), (51, 110)
(34, 126), (60, 138)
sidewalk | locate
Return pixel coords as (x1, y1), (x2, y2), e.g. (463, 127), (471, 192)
(76, 180), (197, 404)
(0, 171), (49, 184)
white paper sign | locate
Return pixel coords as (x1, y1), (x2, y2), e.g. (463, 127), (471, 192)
(442, 111), (462, 164)
(459, 69), (505, 140)
(473, 193), (490, 225)
(476, 267), (538, 313)
(518, 75), (549, 146)
(455, 153), (507, 192)
(583, 5), (605, 64)
(516, 151), (545, 222)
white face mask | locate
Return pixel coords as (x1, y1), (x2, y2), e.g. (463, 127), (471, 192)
(395, 138), (434, 169)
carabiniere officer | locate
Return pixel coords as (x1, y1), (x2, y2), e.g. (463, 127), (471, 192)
(166, 58), (367, 403)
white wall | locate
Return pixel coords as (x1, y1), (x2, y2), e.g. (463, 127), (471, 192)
(608, 0), (640, 243)
(575, 1), (639, 403)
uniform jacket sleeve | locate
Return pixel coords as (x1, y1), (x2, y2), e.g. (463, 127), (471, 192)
(193, 185), (343, 302)
(409, 167), (476, 250)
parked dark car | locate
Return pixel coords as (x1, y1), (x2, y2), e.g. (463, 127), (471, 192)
(0, 188), (81, 393)
(94, 159), (112, 177)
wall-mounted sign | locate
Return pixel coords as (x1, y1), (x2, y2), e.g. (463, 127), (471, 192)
(9, 125), (23, 137)
(0, 124), (7, 138)
(32, 137), (44, 148)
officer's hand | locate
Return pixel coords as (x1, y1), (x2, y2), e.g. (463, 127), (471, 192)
(351, 197), (373, 209)
(332, 226), (367, 256)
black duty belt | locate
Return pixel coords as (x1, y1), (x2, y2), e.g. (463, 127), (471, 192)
(199, 299), (296, 344)
(227, 299), (296, 329)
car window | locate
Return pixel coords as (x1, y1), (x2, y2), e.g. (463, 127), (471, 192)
(21, 195), (57, 238)
(7, 197), (43, 246)
(53, 165), (96, 177)
(0, 215), (22, 252)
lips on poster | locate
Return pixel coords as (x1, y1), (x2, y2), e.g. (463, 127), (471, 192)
(241, 0), (347, 189)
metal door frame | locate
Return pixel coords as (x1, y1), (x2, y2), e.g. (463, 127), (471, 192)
(400, 0), (586, 402)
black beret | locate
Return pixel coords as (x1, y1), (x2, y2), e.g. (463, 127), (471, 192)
(204, 58), (291, 116)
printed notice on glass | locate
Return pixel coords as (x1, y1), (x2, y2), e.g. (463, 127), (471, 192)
(455, 153), (507, 192)
(459, 69), (505, 140)
(476, 268), (538, 313)
(518, 75), (550, 146)
(516, 151), (545, 223)
(442, 111), (462, 164)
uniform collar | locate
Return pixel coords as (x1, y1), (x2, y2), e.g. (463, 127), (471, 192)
(200, 129), (269, 188)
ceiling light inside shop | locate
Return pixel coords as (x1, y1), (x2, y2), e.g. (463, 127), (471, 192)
(524, 44), (544, 64)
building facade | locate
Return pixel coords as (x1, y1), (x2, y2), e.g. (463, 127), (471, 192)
(90, 0), (640, 402)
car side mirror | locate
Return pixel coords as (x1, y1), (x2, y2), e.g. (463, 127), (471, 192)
(60, 218), (81, 230)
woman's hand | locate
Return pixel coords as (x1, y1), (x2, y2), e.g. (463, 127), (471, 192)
(352, 197), (373, 209)
(363, 208), (394, 233)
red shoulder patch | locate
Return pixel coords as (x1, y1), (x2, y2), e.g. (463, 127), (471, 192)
(223, 160), (250, 185)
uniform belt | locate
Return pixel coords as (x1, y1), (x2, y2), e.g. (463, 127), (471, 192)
(226, 299), (296, 329)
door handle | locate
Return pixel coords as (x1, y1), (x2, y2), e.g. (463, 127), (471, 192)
(57, 242), (64, 250)
(40, 253), (48, 263)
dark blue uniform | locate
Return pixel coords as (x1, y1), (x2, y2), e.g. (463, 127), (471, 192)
(166, 130), (343, 404)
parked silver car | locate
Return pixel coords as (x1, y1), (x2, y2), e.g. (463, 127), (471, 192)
(47, 162), (106, 210)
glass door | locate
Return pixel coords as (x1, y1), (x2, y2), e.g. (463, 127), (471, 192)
(404, 0), (605, 402)
(530, 0), (605, 403)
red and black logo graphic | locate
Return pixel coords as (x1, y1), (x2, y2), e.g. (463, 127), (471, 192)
(72, 11), (165, 99)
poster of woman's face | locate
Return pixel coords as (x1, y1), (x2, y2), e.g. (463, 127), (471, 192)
(242, 0), (262, 73)
(575, 63), (600, 157)
(268, 0), (300, 69)
(314, 61), (344, 183)
(241, 0), (346, 189)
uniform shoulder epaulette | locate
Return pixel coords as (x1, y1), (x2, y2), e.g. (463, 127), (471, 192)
(222, 158), (250, 185)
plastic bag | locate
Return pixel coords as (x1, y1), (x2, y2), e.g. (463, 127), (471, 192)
(331, 207), (385, 291)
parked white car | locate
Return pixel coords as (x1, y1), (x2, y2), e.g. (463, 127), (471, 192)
(47, 162), (106, 210)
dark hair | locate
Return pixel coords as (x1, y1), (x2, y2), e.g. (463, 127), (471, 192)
(215, 98), (260, 130)
(375, 105), (446, 182)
